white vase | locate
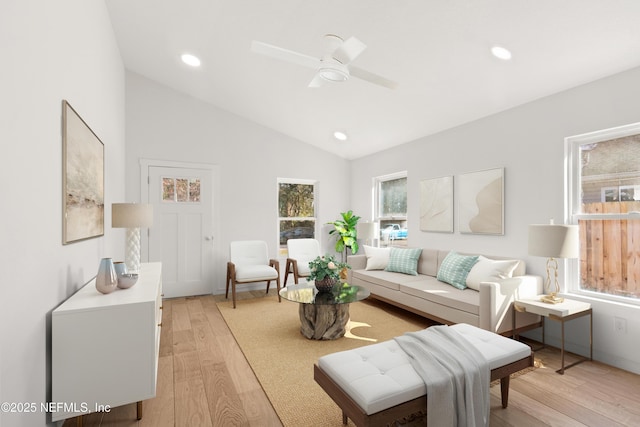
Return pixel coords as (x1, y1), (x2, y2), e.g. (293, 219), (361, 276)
(96, 258), (118, 294)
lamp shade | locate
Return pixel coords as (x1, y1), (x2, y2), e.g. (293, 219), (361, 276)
(357, 222), (378, 240)
(112, 203), (153, 228)
(528, 224), (579, 259)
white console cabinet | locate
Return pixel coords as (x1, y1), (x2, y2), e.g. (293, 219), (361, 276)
(52, 262), (162, 423)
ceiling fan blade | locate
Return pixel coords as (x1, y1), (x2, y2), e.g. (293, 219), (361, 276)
(251, 40), (320, 69)
(333, 36), (367, 64)
(308, 73), (325, 88)
(350, 66), (398, 90)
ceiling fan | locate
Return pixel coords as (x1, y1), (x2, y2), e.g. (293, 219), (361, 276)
(251, 34), (398, 90)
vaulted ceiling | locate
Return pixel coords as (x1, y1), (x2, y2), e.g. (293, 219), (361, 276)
(105, 1), (640, 159)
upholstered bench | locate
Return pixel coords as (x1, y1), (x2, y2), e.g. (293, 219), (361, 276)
(314, 323), (532, 427)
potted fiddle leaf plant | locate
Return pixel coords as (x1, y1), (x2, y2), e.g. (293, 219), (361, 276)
(328, 210), (361, 262)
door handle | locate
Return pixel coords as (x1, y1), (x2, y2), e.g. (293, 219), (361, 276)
(204, 236), (214, 241)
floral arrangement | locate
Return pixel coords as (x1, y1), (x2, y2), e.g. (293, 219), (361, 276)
(307, 255), (350, 282)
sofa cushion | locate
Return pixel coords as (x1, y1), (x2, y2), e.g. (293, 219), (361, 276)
(416, 249), (439, 277)
(363, 245), (391, 270)
(400, 277), (480, 315)
(465, 255), (520, 290)
(385, 248), (423, 275)
(352, 269), (424, 291)
(436, 251), (480, 290)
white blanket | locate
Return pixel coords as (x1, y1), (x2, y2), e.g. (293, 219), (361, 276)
(394, 325), (490, 427)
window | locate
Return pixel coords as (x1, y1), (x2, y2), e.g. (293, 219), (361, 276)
(162, 177), (201, 203)
(375, 172), (408, 246)
(278, 179), (316, 253)
(567, 123), (640, 303)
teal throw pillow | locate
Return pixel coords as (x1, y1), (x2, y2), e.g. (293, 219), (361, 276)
(385, 248), (423, 275)
(437, 251), (480, 290)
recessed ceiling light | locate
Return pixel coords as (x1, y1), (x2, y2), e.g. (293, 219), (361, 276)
(333, 131), (348, 141)
(181, 53), (201, 67)
(491, 46), (512, 61)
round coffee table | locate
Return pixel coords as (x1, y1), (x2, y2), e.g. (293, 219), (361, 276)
(279, 282), (370, 340)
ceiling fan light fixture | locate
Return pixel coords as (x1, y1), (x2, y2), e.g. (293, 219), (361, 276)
(181, 53), (201, 67)
(491, 46), (512, 61)
(318, 58), (349, 82)
(320, 69), (348, 82)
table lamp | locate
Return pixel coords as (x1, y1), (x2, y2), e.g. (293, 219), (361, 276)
(112, 203), (153, 273)
(528, 221), (579, 304)
(357, 221), (379, 247)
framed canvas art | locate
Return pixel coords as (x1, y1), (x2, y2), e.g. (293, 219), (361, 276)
(62, 100), (105, 244)
(458, 167), (504, 235)
(419, 176), (453, 232)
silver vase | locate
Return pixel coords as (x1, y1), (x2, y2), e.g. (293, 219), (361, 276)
(96, 258), (118, 294)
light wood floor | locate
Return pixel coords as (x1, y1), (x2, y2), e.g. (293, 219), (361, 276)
(67, 293), (640, 427)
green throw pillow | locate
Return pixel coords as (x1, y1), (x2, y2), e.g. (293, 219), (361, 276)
(437, 251), (480, 290)
(385, 248), (423, 275)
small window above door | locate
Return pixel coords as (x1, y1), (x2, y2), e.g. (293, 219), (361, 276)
(162, 177), (201, 203)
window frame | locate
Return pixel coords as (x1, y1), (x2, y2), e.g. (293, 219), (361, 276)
(374, 172), (408, 247)
(566, 122), (640, 305)
(277, 178), (318, 256)
(374, 171), (408, 222)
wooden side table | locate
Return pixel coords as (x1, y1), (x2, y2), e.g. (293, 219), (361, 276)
(514, 296), (592, 374)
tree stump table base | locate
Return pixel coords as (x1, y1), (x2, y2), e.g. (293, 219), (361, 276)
(299, 303), (350, 340)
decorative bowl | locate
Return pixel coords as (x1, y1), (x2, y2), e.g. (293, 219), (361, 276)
(117, 273), (139, 289)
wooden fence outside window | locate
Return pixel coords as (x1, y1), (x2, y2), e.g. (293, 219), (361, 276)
(579, 201), (640, 298)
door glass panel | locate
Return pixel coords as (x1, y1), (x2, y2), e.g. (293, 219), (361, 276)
(162, 177), (202, 203)
(176, 178), (188, 202)
(162, 178), (175, 201)
(189, 179), (201, 202)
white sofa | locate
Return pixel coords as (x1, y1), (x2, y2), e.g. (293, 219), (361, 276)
(347, 248), (543, 335)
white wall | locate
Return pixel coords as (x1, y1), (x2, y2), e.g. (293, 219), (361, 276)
(1, 6), (638, 426)
(0, 1), (125, 426)
(350, 66), (640, 374)
(124, 72), (351, 293)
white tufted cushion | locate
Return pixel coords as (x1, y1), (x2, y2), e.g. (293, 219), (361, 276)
(317, 323), (530, 415)
(235, 265), (278, 282)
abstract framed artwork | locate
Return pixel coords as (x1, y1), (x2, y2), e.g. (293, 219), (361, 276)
(458, 167), (504, 235)
(419, 176), (453, 232)
(62, 100), (104, 244)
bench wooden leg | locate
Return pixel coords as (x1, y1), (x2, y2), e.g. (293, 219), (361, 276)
(500, 376), (510, 408)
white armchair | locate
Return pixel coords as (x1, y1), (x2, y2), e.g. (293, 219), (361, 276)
(284, 238), (321, 286)
(226, 240), (281, 309)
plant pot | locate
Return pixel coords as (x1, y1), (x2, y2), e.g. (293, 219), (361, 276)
(315, 277), (336, 293)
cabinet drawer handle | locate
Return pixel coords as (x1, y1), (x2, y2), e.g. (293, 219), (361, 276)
(159, 306), (163, 310)
(157, 323), (162, 327)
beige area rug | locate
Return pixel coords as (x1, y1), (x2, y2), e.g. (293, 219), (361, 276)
(215, 292), (538, 426)
(216, 292), (434, 426)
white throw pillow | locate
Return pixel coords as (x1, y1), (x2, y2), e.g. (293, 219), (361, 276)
(363, 245), (391, 270)
(465, 255), (520, 290)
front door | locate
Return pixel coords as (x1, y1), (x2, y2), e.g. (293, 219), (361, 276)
(146, 164), (214, 297)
